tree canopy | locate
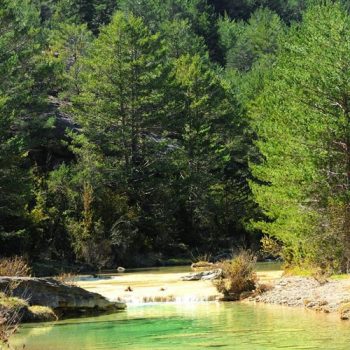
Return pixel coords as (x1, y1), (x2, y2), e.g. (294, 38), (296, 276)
(2, 0), (350, 272)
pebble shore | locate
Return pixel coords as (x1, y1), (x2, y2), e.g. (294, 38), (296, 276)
(252, 277), (350, 318)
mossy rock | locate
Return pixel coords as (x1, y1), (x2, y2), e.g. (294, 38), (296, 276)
(0, 293), (28, 325)
(0, 292), (28, 309)
(26, 305), (57, 322)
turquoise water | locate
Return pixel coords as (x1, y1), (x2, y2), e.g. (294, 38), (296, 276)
(12, 302), (350, 349)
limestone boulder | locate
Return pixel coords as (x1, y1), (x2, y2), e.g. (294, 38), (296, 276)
(0, 277), (125, 317)
(181, 269), (223, 281)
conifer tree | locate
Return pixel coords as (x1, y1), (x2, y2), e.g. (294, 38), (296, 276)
(0, 0), (44, 253)
(250, 2), (350, 270)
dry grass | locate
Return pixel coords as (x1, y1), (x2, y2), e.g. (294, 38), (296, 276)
(54, 272), (77, 286)
(0, 256), (31, 277)
(0, 313), (20, 348)
(0, 293), (26, 348)
(0, 256), (31, 348)
(191, 261), (215, 271)
(190, 252), (212, 264)
(254, 282), (273, 295)
(214, 251), (257, 299)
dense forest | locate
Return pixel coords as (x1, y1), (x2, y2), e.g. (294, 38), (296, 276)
(1, 0), (350, 272)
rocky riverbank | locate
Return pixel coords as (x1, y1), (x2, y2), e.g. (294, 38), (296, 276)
(0, 277), (126, 323)
(252, 276), (350, 319)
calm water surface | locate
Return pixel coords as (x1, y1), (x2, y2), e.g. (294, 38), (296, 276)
(12, 302), (350, 350)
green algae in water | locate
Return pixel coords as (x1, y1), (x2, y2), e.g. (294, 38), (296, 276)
(11, 302), (350, 350)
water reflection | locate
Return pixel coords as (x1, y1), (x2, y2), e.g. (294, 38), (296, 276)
(12, 302), (350, 350)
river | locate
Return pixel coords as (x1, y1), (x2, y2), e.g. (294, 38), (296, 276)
(10, 264), (350, 349)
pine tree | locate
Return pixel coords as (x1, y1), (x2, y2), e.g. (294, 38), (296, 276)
(250, 2), (350, 270)
(0, 0), (43, 253)
(68, 11), (170, 261)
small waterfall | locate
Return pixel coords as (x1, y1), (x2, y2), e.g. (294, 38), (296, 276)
(114, 294), (219, 305)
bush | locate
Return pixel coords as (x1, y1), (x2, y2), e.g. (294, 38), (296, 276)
(260, 236), (282, 258)
(0, 293), (26, 346)
(54, 272), (77, 286)
(214, 251), (257, 299)
(0, 256), (31, 277)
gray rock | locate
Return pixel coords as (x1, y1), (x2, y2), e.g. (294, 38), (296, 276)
(0, 277), (126, 317)
(180, 269), (222, 281)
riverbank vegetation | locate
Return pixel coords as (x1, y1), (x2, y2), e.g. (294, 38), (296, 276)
(0, 257), (56, 347)
(2, 0), (350, 273)
(215, 251), (257, 300)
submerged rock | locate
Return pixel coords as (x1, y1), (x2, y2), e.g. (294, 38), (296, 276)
(181, 269), (222, 281)
(0, 277), (126, 318)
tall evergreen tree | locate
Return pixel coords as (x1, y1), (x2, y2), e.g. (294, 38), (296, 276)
(68, 11), (170, 262)
(250, 2), (350, 271)
(218, 8), (284, 72)
(0, 0), (46, 253)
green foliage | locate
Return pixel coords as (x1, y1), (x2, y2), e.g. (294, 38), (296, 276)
(209, 0), (307, 23)
(4, 0), (349, 272)
(0, 0), (45, 254)
(250, 1), (350, 271)
(161, 19), (207, 59)
(118, 0), (221, 61)
(46, 22), (93, 92)
(219, 8), (284, 72)
(52, 0), (118, 33)
(66, 12), (171, 263)
(171, 54), (241, 246)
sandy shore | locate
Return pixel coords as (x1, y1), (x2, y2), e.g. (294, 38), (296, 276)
(77, 267), (350, 319)
(78, 271), (220, 303)
(77, 268), (283, 304)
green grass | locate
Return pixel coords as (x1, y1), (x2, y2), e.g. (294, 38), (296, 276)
(330, 274), (350, 280)
(284, 266), (350, 280)
(283, 266), (314, 277)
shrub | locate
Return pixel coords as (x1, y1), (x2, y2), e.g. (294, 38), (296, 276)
(191, 261), (215, 271)
(0, 258), (32, 346)
(0, 256), (31, 277)
(260, 236), (282, 258)
(214, 251), (257, 299)
(54, 272), (77, 286)
(0, 293), (27, 346)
